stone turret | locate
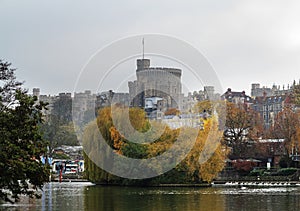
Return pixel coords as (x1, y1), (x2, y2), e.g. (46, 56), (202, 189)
(137, 59), (150, 71)
(33, 88), (40, 98)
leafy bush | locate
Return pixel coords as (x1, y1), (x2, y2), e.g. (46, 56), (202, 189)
(278, 157), (293, 168)
(249, 169), (265, 176)
(232, 160), (256, 176)
(52, 153), (70, 160)
(262, 171), (272, 176)
(276, 168), (297, 176)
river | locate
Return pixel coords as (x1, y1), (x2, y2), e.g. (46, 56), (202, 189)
(1, 182), (300, 210)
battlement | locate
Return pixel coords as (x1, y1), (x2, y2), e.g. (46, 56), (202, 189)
(137, 59), (150, 70)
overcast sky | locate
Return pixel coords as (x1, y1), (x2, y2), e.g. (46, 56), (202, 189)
(1, 0), (300, 95)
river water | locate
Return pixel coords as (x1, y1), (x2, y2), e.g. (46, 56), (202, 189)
(1, 182), (300, 211)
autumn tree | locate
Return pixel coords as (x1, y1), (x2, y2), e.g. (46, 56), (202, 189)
(292, 80), (300, 106)
(83, 105), (227, 184)
(185, 117), (228, 182)
(83, 106), (151, 183)
(83, 119), (116, 183)
(0, 60), (49, 203)
(224, 102), (262, 158)
(272, 106), (300, 156)
(194, 100), (213, 114)
(232, 160), (256, 175)
(164, 108), (180, 116)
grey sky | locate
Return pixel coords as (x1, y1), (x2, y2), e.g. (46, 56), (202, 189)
(1, 0), (300, 95)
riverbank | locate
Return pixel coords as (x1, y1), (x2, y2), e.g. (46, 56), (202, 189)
(50, 172), (300, 187)
(51, 178), (89, 182)
(53, 180), (300, 188)
(212, 180), (300, 187)
(50, 173), (87, 182)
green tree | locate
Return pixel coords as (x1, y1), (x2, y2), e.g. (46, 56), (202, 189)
(52, 94), (72, 124)
(40, 92), (78, 150)
(41, 115), (79, 152)
(0, 60), (49, 203)
(40, 114), (60, 152)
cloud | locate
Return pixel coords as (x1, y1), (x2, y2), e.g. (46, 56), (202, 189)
(0, 0), (300, 95)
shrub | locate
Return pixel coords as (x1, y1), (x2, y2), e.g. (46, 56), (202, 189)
(279, 157), (293, 168)
(249, 169), (265, 176)
(232, 160), (256, 176)
(276, 168), (297, 176)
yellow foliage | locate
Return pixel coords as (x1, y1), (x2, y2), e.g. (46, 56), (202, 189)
(164, 108), (180, 116)
(84, 106), (228, 183)
(109, 126), (124, 154)
(194, 100), (213, 114)
(183, 118), (228, 183)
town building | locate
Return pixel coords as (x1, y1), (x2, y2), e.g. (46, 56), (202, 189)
(251, 83), (291, 97)
(162, 112), (208, 129)
(252, 93), (293, 129)
(221, 88), (253, 109)
(192, 86), (220, 103)
(179, 92), (197, 113)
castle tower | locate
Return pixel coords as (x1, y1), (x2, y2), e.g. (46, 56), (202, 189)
(204, 86), (215, 100)
(251, 83), (260, 97)
(129, 59), (182, 109)
(137, 59), (150, 71)
(33, 88), (40, 99)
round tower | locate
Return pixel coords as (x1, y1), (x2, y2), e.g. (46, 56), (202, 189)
(33, 88), (40, 98)
(137, 59), (150, 71)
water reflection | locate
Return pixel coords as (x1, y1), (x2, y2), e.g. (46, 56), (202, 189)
(1, 183), (300, 211)
(223, 187), (300, 211)
(0, 182), (92, 211)
(84, 186), (226, 211)
(40, 182), (90, 210)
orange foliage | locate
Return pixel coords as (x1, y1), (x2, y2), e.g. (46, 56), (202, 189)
(164, 108), (180, 116)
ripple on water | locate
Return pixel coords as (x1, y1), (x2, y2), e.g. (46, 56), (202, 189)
(216, 187), (300, 195)
(129, 186), (300, 197)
